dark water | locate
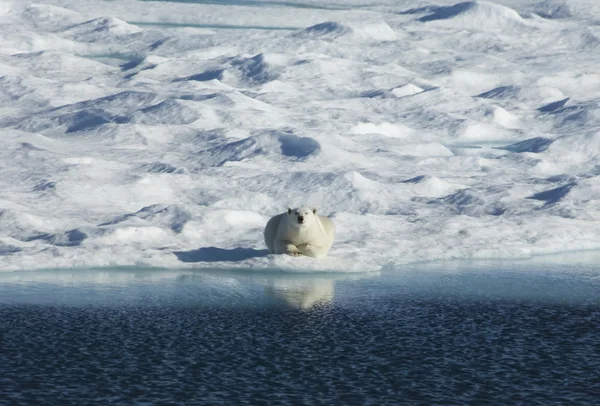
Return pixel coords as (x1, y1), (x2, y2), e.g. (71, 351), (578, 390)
(1, 259), (600, 405)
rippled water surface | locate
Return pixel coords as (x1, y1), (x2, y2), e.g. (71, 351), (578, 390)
(1, 257), (600, 405)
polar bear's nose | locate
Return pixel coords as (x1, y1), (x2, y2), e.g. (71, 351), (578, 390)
(298, 215), (304, 224)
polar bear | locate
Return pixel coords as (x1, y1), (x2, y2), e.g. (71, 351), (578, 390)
(264, 207), (336, 258)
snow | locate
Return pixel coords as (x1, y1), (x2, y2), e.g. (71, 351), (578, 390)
(1, 0), (600, 273)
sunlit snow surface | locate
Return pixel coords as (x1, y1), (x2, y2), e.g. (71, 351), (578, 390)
(1, 0), (599, 272)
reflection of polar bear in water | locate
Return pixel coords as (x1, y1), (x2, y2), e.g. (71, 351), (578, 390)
(265, 280), (334, 310)
(264, 207), (336, 258)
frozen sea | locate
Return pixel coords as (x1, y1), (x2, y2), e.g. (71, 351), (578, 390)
(2, 253), (600, 405)
(1, 0), (600, 272)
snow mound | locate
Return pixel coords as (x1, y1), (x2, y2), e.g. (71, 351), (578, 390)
(194, 132), (321, 168)
(8, 51), (115, 79)
(12, 91), (161, 135)
(487, 106), (520, 129)
(231, 53), (280, 85)
(539, 98), (600, 133)
(455, 122), (514, 142)
(534, 0), (600, 20)
(296, 22), (351, 39)
(0, 1), (14, 17)
(391, 84), (424, 98)
(129, 99), (199, 125)
(576, 29), (600, 50)
(0, 242), (21, 254)
(295, 21), (396, 42)
(121, 55), (168, 79)
(402, 175), (458, 197)
(352, 21), (397, 42)
(499, 137), (554, 153)
(398, 143), (454, 157)
(538, 97), (570, 112)
(139, 162), (179, 174)
(534, 0), (600, 21)
(528, 183), (575, 206)
(351, 122), (416, 138)
(180, 69), (224, 82)
(477, 85), (522, 99)
(98, 204), (191, 234)
(64, 17), (142, 42)
(419, 1), (527, 31)
(477, 85), (566, 106)
(74, 90), (161, 114)
(24, 229), (91, 247)
(543, 132), (600, 164)
(556, 28), (600, 51)
(0, 209), (51, 243)
(16, 4), (82, 31)
(534, 0), (573, 19)
(429, 188), (508, 217)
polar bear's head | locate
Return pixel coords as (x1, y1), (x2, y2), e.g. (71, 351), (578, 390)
(287, 207), (318, 228)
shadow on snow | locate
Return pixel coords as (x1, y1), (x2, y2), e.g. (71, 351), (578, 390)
(173, 247), (270, 263)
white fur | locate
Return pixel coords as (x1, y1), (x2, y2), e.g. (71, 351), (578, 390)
(264, 207), (336, 258)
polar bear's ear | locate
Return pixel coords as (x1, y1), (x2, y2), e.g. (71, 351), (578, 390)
(287, 207), (292, 215)
(312, 208), (318, 215)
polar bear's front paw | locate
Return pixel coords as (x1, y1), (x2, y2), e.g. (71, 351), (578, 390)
(297, 243), (326, 258)
(285, 244), (302, 256)
(297, 243), (312, 255)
